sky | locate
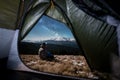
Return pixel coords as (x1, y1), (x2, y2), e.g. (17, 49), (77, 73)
(23, 15), (75, 42)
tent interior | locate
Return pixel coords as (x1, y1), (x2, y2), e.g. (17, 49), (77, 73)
(0, 0), (120, 80)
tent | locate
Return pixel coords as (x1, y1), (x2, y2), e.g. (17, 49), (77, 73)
(0, 0), (120, 80)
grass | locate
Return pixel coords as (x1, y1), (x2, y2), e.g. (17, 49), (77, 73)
(20, 54), (98, 79)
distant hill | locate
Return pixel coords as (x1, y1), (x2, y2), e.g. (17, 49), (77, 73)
(19, 40), (82, 55)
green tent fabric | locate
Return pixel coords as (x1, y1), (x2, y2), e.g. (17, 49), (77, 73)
(0, 0), (20, 30)
(0, 0), (118, 74)
(65, 0), (118, 72)
(20, 1), (50, 39)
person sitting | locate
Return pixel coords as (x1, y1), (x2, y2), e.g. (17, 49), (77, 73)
(38, 42), (54, 61)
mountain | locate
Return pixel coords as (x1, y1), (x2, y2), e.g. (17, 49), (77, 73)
(21, 36), (79, 49)
(51, 37), (75, 41)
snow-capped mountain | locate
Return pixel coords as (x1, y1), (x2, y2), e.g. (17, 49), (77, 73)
(51, 36), (75, 41)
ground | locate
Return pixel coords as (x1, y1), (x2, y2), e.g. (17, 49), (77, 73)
(20, 54), (99, 79)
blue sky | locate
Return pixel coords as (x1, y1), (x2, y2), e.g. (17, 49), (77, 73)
(23, 15), (75, 42)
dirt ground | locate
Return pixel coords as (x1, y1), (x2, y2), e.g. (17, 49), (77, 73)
(20, 54), (99, 79)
